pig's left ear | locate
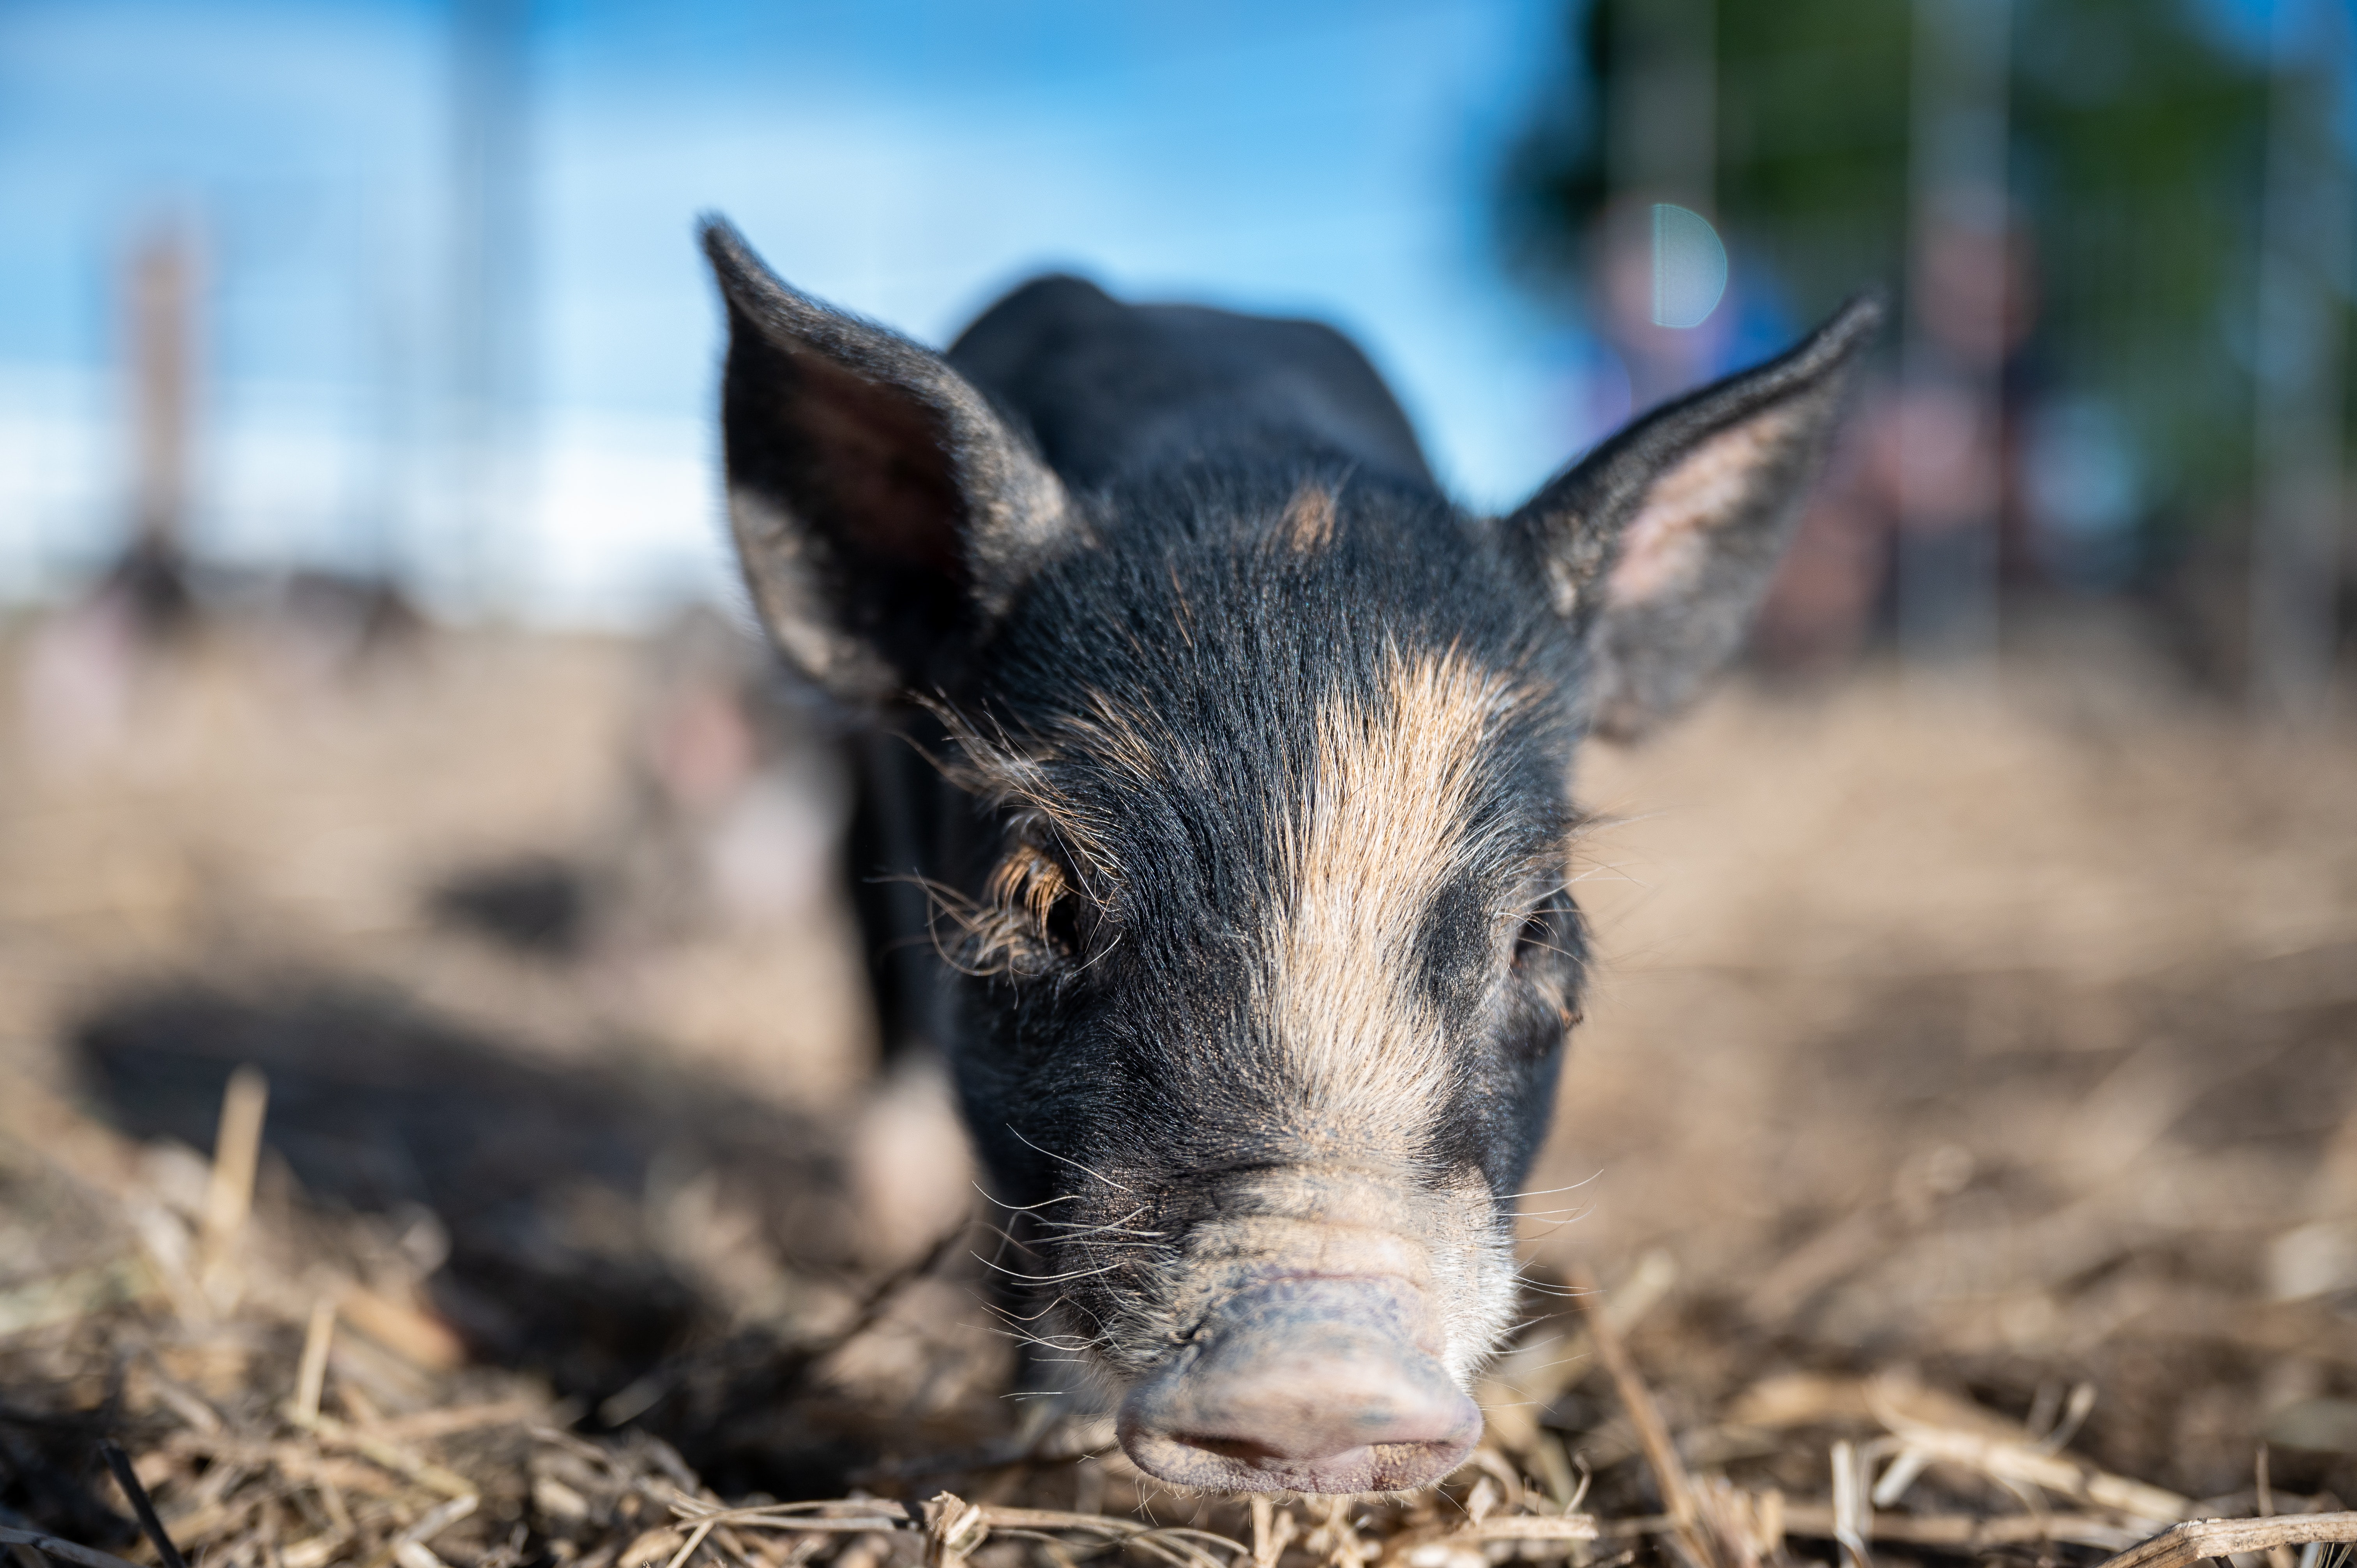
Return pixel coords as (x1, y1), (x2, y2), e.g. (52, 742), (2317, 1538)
(702, 219), (1080, 705)
(1507, 295), (1883, 740)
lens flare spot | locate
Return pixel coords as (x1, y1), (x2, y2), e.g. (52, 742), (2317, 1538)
(1650, 203), (1729, 330)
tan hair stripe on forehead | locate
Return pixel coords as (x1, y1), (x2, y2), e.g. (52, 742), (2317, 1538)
(1268, 645), (1531, 1144)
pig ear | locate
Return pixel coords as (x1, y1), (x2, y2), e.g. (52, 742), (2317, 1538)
(702, 219), (1080, 703)
(1508, 294), (1883, 741)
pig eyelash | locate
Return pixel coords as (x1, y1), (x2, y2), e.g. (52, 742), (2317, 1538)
(889, 869), (1012, 977)
(1509, 893), (1582, 970)
(1513, 911), (1561, 961)
(1518, 939), (1585, 971)
(904, 846), (1090, 980)
(993, 839), (1092, 955)
(923, 808), (1121, 980)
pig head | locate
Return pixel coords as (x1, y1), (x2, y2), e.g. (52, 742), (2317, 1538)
(701, 221), (1878, 1494)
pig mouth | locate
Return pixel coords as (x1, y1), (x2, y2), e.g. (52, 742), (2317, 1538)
(1113, 1277), (1482, 1494)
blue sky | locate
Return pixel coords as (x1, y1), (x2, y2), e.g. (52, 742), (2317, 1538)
(0, 0), (1599, 617)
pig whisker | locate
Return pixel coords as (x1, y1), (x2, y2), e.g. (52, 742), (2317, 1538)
(999, 1330), (1098, 1349)
(1032, 1202), (1155, 1232)
(1512, 1204), (1599, 1229)
(1047, 1293), (1113, 1338)
(989, 1326), (1108, 1353)
(1488, 1347), (1595, 1387)
(1500, 1171), (1601, 1199)
(1034, 1210), (1165, 1240)
(1516, 1220), (1590, 1242)
(973, 1252), (1126, 1284)
(1045, 1245), (1164, 1259)
(975, 1220), (1044, 1260)
(1005, 1124), (1135, 1192)
(971, 1182), (1090, 1214)
(984, 1285), (1111, 1332)
(985, 1297), (1064, 1324)
(978, 1302), (1111, 1353)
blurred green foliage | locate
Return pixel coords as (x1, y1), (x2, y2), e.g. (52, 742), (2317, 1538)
(1499, 0), (2349, 548)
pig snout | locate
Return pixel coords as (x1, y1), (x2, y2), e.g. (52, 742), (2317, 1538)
(1116, 1277), (1481, 1494)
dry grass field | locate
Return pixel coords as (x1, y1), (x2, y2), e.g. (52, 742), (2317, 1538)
(2, 608), (2353, 1568)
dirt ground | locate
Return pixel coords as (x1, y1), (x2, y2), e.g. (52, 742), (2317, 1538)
(2, 604), (2353, 1566)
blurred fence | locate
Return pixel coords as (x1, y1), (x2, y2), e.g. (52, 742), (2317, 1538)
(1504, 0), (2356, 712)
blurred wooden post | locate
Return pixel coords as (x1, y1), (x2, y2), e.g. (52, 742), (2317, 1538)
(1600, 0), (1720, 408)
(1604, 0), (1714, 212)
(444, 0), (533, 611)
(128, 224), (195, 559)
(2249, 0), (2350, 722)
(1897, 0), (2011, 680)
(109, 218), (203, 631)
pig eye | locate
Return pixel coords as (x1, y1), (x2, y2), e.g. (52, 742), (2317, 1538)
(1038, 870), (1085, 956)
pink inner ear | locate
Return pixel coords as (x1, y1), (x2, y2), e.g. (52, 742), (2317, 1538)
(1604, 406), (1804, 607)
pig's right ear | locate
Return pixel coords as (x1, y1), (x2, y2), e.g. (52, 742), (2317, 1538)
(1505, 294), (1882, 741)
(702, 219), (1080, 704)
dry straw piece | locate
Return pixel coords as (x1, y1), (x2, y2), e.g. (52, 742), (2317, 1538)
(11, 1072), (2349, 1568)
